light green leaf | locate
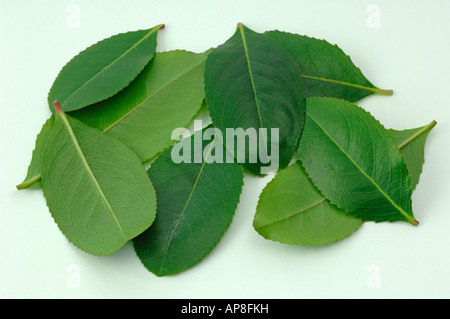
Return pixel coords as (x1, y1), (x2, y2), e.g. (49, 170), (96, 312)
(254, 161), (363, 246)
(41, 102), (156, 256)
(18, 50), (209, 190)
(388, 120), (437, 190)
(298, 97), (417, 225)
(253, 122), (434, 246)
(265, 30), (393, 102)
(204, 24), (305, 176)
(133, 127), (244, 276)
(16, 116), (54, 190)
(70, 49), (209, 162)
(48, 25), (164, 112)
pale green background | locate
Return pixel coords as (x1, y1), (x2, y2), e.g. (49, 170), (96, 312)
(1, 0), (449, 298)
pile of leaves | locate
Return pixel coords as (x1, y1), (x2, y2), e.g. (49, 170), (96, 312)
(17, 23), (436, 276)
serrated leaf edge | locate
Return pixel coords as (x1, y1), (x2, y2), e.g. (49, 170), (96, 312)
(48, 25), (164, 113)
(299, 97), (416, 225)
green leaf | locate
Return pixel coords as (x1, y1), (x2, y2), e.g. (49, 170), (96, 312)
(298, 97), (417, 225)
(48, 25), (164, 112)
(204, 24), (305, 176)
(133, 127), (244, 276)
(265, 30), (393, 102)
(70, 49), (209, 162)
(253, 161), (363, 246)
(16, 116), (54, 190)
(41, 102), (157, 256)
(388, 120), (437, 190)
(253, 123), (434, 246)
(18, 50), (209, 190)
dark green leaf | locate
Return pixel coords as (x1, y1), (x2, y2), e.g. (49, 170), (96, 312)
(265, 30), (393, 102)
(204, 24), (305, 176)
(133, 127), (244, 276)
(298, 97), (417, 225)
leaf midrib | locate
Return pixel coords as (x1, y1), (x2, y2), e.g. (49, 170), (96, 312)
(397, 120), (437, 149)
(238, 24), (264, 130)
(61, 26), (162, 110)
(57, 111), (127, 239)
(306, 111), (416, 225)
(103, 56), (206, 132)
(300, 74), (393, 95)
(158, 136), (216, 274)
(256, 198), (326, 228)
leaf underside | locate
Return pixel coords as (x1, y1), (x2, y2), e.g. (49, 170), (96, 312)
(17, 50), (209, 190)
(254, 161), (363, 246)
(388, 121), (436, 190)
(41, 109), (157, 256)
(70, 49), (209, 162)
(17, 116), (54, 190)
